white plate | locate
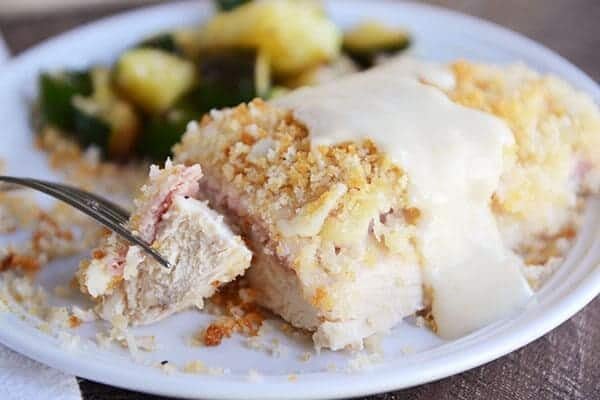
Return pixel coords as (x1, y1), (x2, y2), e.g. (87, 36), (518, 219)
(0, 1), (599, 399)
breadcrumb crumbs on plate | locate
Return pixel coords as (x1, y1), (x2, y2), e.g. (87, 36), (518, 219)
(134, 336), (157, 352)
(244, 336), (263, 350)
(36, 322), (52, 334)
(0, 297), (8, 312)
(185, 333), (204, 348)
(67, 315), (82, 328)
(199, 280), (266, 346)
(70, 305), (97, 323)
(0, 251), (40, 276)
(268, 338), (288, 358)
(0, 198), (106, 278)
(346, 352), (383, 372)
(0, 271), (49, 318)
(0, 190), (41, 233)
(299, 351), (312, 362)
(52, 284), (72, 298)
(46, 306), (70, 328)
(95, 332), (112, 349)
(183, 360), (208, 374)
(101, 316), (158, 354)
(181, 361), (229, 376)
(90, 315), (156, 358)
(0, 272), (90, 351)
(363, 333), (384, 356)
(201, 319), (235, 346)
(35, 127), (148, 208)
(244, 335), (289, 358)
(246, 369), (263, 383)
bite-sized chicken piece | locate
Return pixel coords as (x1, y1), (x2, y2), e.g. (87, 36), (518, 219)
(77, 161), (252, 325)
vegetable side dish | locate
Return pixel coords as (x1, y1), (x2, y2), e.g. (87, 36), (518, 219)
(36, 0), (410, 161)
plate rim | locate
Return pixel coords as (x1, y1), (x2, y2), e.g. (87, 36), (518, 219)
(0, 1), (599, 399)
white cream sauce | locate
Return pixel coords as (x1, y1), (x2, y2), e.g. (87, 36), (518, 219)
(273, 59), (532, 339)
(376, 56), (457, 90)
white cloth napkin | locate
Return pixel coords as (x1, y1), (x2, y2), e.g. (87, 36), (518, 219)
(0, 31), (82, 400)
(0, 345), (81, 400)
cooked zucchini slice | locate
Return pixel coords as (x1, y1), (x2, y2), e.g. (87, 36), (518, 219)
(104, 100), (141, 159)
(72, 96), (140, 159)
(201, 49), (270, 103)
(343, 21), (410, 67)
(72, 96), (110, 151)
(89, 68), (114, 106)
(215, 0), (251, 11)
(70, 68), (141, 159)
(39, 71), (92, 130)
(137, 33), (180, 54)
(114, 48), (197, 113)
(137, 108), (196, 161)
(196, 0), (341, 76)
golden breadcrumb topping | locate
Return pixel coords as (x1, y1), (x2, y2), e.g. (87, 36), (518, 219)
(198, 279), (265, 346)
(448, 61), (600, 260)
(175, 100), (418, 312)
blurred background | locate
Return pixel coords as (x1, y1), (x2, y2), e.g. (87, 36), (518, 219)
(0, 0), (161, 15)
(0, 0), (597, 80)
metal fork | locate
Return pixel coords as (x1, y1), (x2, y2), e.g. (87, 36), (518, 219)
(0, 175), (170, 268)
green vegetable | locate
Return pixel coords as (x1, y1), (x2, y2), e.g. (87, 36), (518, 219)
(137, 108), (197, 161)
(70, 69), (141, 159)
(39, 71), (92, 130)
(137, 33), (180, 54)
(72, 96), (110, 150)
(215, 0), (252, 11)
(343, 21), (410, 67)
(105, 100), (141, 159)
(196, 49), (271, 108)
(135, 49), (270, 160)
(115, 48), (197, 114)
(135, 47), (271, 161)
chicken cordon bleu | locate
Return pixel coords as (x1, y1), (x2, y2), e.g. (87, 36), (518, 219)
(173, 57), (600, 349)
(77, 161), (252, 325)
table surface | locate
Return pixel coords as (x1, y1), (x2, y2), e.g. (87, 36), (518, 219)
(1, 1), (599, 399)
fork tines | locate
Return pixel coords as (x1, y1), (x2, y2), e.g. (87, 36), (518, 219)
(0, 175), (171, 268)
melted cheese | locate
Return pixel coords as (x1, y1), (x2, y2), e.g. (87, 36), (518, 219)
(273, 60), (532, 339)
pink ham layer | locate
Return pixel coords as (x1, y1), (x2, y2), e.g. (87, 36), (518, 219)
(108, 164), (203, 276)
